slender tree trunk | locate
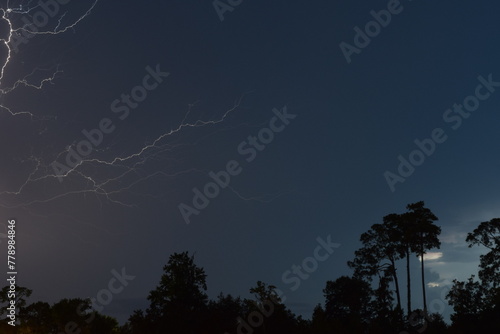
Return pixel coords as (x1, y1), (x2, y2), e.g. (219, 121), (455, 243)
(390, 258), (402, 310)
(406, 247), (411, 317)
(421, 246), (427, 314)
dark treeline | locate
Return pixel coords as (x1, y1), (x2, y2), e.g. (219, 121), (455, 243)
(1, 201), (499, 333)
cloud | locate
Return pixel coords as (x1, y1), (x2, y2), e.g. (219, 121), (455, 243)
(440, 231), (467, 244)
(422, 252), (443, 261)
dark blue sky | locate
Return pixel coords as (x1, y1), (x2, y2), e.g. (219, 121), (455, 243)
(1, 0), (500, 325)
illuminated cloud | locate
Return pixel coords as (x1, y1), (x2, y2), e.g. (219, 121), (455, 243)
(421, 252), (443, 261)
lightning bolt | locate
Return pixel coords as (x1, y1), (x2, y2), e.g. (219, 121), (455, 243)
(0, 95), (250, 209)
(0, 0), (103, 212)
(0, 1), (282, 227)
(1, 0), (98, 118)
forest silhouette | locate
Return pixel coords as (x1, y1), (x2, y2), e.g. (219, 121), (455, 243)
(1, 201), (499, 333)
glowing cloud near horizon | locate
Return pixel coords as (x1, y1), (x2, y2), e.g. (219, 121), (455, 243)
(421, 252), (443, 261)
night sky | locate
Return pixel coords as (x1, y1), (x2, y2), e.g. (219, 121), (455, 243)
(1, 0), (500, 325)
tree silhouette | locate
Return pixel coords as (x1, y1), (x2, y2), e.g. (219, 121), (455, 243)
(323, 275), (372, 332)
(311, 304), (329, 334)
(406, 201), (440, 313)
(446, 275), (485, 332)
(0, 284), (32, 321)
(247, 281), (301, 334)
(23, 301), (53, 333)
(381, 213), (406, 314)
(445, 218), (500, 333)
(397, 211), (416, 317)
(50, 298), (93, 333)
(206, 293), (246, 334)
(89, 313), (120, 334)
(145, 251), (208, 333)
(466, 218), (500, 288)
(127, 309), (153, 334)
(8, 207), (500, 333)
(349, 214), (405, 314)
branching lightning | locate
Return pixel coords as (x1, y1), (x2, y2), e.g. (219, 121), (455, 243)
(0, 94), (252, 211)
(1, 0), (98, 119)
(0, 1), (283, 223)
